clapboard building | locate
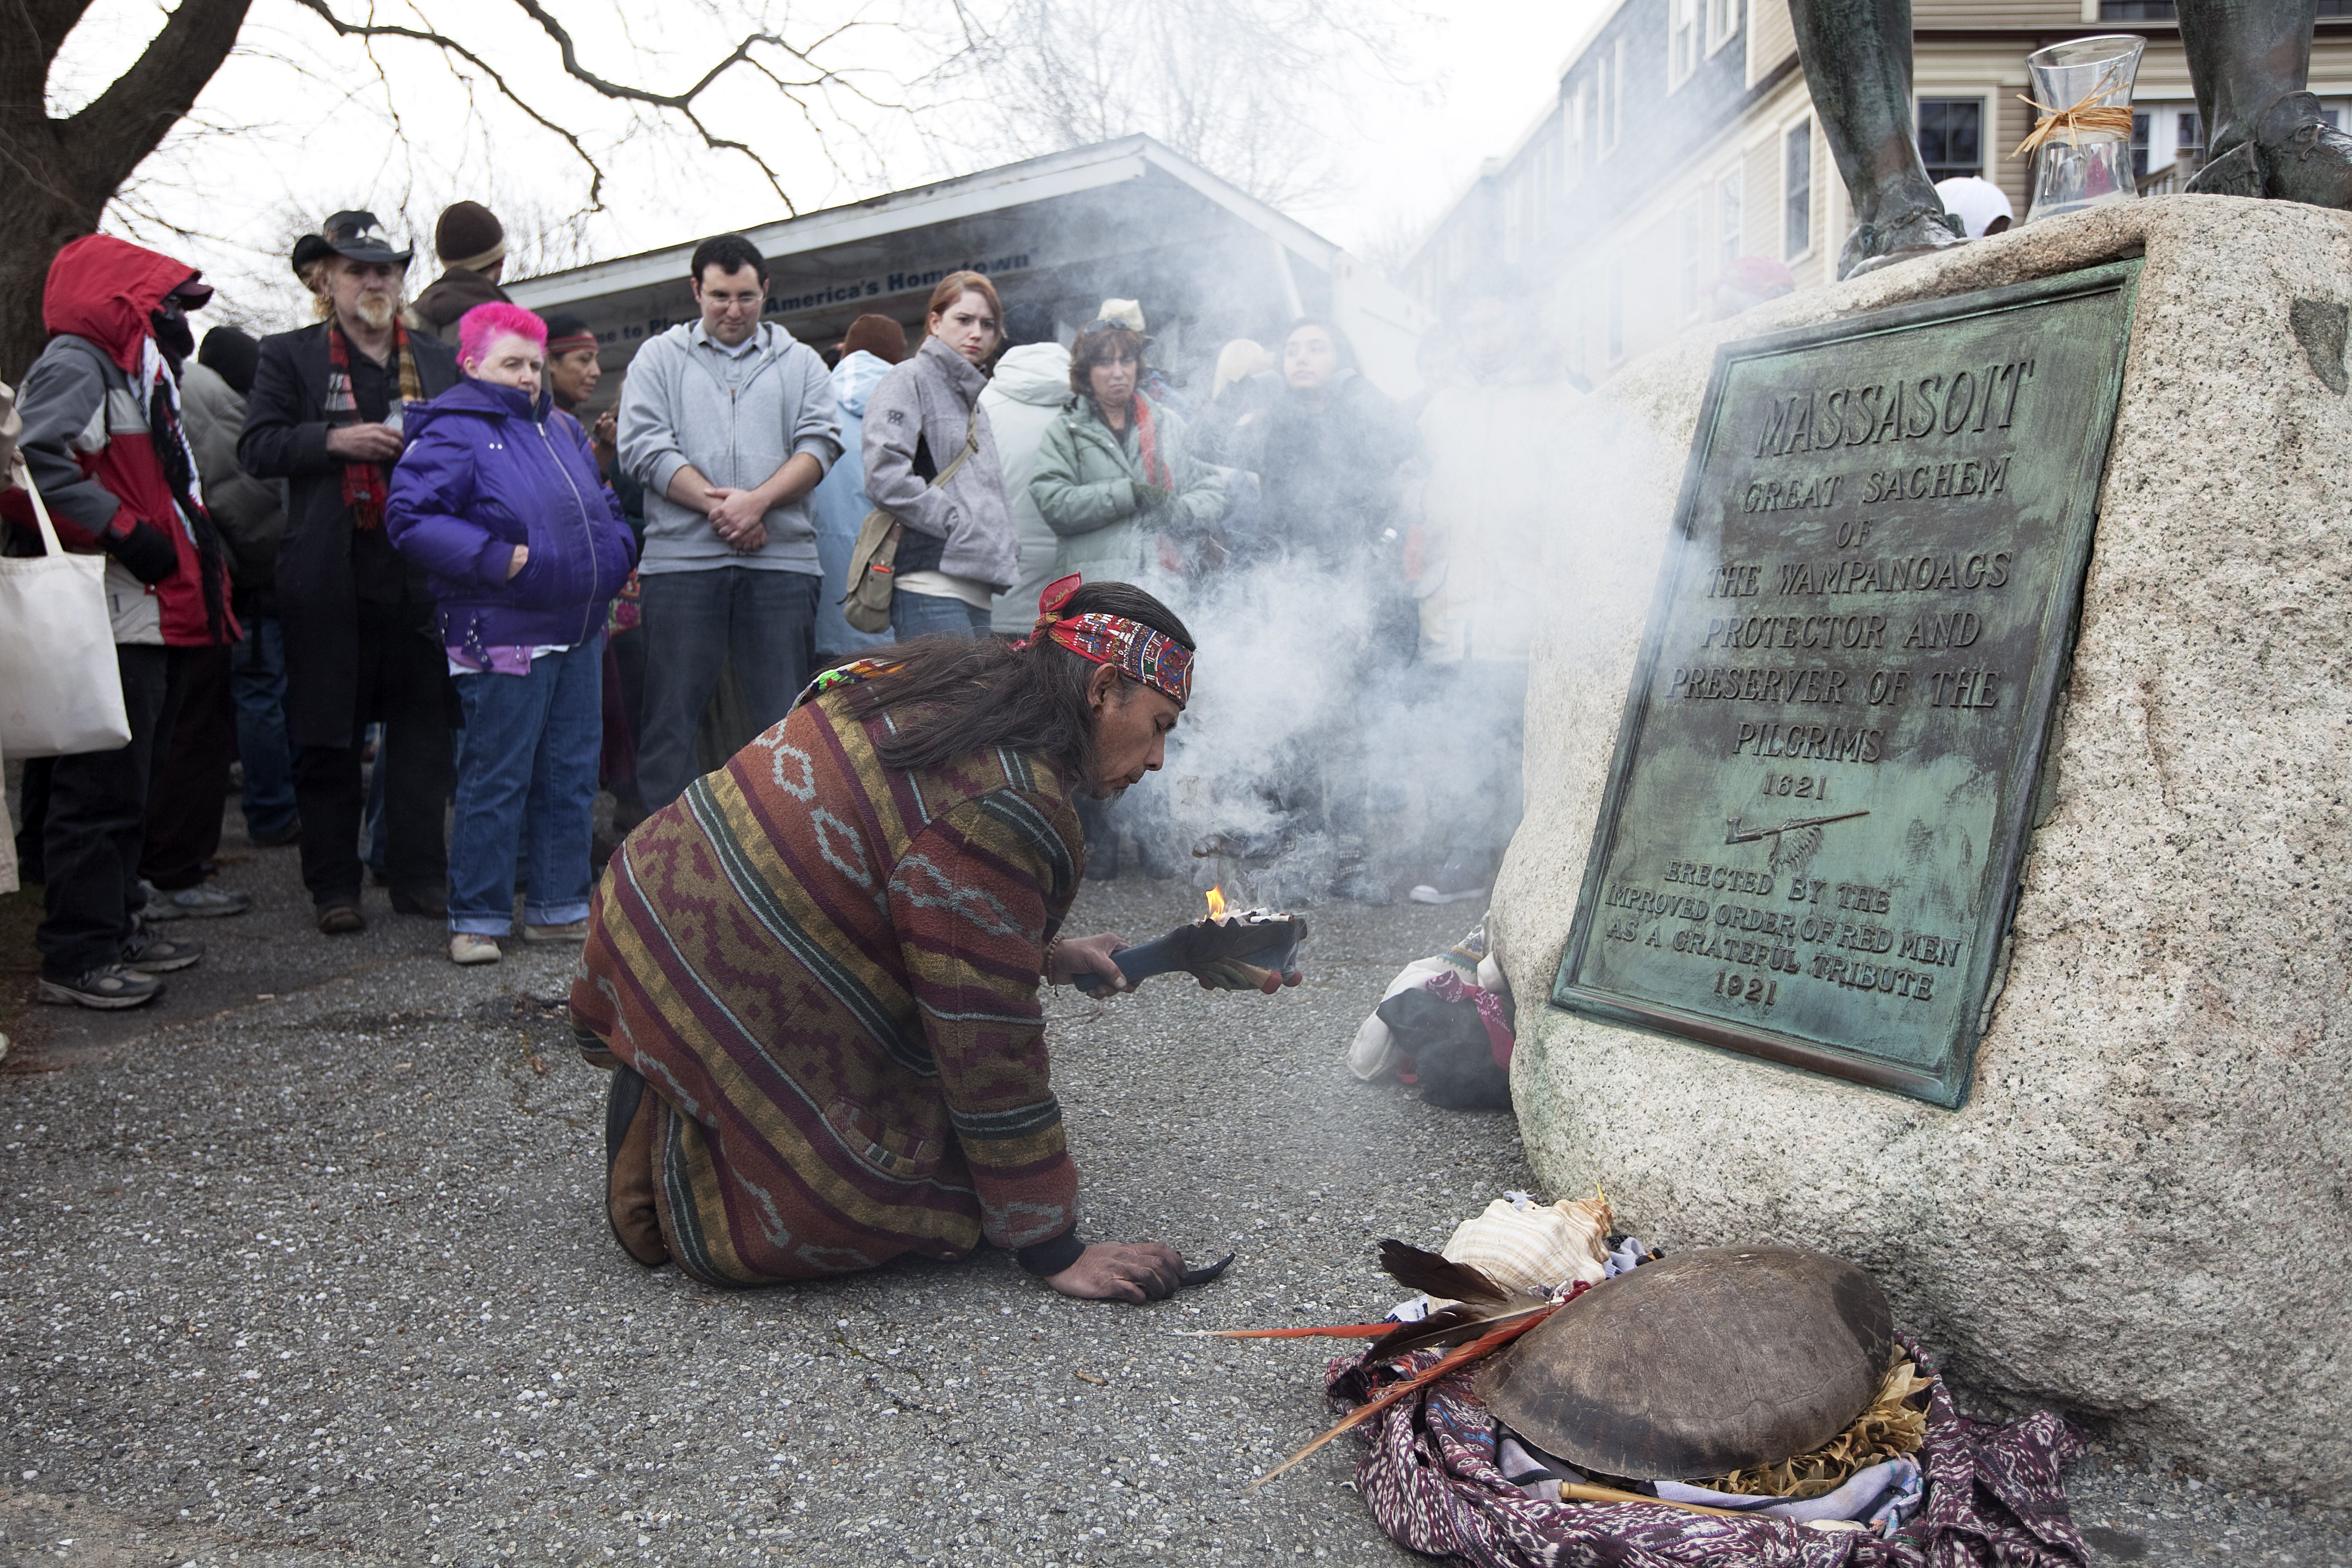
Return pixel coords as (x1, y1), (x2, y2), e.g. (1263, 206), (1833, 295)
(1406, 0), (2352, 381)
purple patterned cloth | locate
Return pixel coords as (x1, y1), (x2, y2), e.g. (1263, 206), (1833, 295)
(1324, 1335), (2090, 1568)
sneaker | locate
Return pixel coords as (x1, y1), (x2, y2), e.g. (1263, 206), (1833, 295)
(523, 919), (589, 943)
(122, 926), (205, 973)
(140, 880), (252, 920)
(316, 902), (366, 936)
(1408, 853), (1492, 906)
(37, 964), (164, 1010)
(450, 934), (502, 965)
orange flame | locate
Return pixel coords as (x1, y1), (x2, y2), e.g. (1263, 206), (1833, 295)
(1205, 886), (1228, 920)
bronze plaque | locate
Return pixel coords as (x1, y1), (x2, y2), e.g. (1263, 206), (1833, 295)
(1551, 264), (2138, 1108)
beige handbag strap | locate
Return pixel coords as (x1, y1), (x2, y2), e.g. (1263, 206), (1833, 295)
(8, 459), (62, 559)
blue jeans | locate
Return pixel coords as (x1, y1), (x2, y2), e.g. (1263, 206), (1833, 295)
(447, 638), (604, 936)
(637, 567), (818, 812)
(229, 614), (297, 840)
(889, 592), (990, 640)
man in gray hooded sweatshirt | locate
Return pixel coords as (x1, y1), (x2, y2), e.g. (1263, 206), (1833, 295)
(618, 234), (842, 811)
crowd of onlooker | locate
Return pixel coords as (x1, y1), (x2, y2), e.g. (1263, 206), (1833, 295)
(0, 197), (1579, 1011)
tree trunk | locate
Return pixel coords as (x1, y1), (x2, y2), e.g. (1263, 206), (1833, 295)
(0, 170), (110, 384)
(0, 0), (256, 382)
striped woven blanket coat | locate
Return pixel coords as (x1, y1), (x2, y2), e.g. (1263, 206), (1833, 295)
(570, 683), (1086, 1286)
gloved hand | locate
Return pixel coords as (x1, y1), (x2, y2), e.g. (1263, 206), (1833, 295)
(104, 518), (179, 585)
(1134, 481), (1174, 516)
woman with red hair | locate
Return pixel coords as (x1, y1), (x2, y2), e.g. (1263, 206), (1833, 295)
(387, 302), (638, 964)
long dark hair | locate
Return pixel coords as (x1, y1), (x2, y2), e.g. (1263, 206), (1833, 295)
(847, 581), (1195, 782)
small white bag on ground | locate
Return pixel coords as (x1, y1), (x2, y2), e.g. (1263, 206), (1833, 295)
(0, 402), (130, 759)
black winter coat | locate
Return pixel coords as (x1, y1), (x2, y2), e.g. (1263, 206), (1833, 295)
(238, 324), (460, 749)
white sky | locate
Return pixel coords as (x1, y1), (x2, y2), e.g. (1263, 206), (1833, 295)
(55, 0), (1610, 319)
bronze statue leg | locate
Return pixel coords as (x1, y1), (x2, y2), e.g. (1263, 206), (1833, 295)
(1787, 0), (1963, 277)
(2179, 0), (2352, 205)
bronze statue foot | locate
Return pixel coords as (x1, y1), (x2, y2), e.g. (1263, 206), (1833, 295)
(1836, 204), (1965, 280)
(2190, 91), (2352, 208)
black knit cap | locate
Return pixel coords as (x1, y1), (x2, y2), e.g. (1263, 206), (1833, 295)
(198, 326), (261, 398)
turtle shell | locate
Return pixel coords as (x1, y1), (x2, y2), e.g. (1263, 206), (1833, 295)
(1474, 1245), (1892, 1480)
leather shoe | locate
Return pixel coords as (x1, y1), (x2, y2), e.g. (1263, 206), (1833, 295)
(316, 903), (366, 936)
(389, 887), (448, 917)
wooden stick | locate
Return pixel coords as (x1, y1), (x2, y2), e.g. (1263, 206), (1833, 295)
(1249, 1308), (1557, 1489)
(1557, 1481), (1755, 1519)
(1195, 1324), (1395, 1340)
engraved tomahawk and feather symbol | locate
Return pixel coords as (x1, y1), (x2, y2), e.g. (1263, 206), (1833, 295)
(1723, 810), (1870, 879)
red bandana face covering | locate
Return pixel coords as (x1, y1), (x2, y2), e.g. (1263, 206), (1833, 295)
(1025, 574), (1194, 708)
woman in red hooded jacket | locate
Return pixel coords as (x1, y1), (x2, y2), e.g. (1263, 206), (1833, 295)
(3, 235), (238, 1009)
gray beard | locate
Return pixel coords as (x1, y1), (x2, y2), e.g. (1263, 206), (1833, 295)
(349, 294), (398, 332)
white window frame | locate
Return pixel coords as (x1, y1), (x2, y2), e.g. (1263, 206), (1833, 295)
(1605, 257), (1626, 365)
(1594, 52), (1617, 160)
(1783, 117), (1815, 262)
(1707, 0), (1740, 55)
(1913, 91), (1994, 184)
(1668, 0), (1700, 89)
(1564, 83), (1587, 181)
(1680, 199), (1705, 321)
(1717, 166), (1744, 271)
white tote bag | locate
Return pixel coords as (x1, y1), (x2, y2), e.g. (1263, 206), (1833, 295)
(0, 466), (131, 757)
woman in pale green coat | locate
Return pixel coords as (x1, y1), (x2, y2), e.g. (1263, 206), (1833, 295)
(1030, 322), (1225, 586)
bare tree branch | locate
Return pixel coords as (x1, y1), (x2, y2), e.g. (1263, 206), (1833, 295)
(63, 0), (254, 197)
(286, 0), (613, 205)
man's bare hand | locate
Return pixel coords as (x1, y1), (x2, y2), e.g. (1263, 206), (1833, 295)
(325, 423), (404, 462)
(705, 486), (769, 544)
(1051, 932), (1129, 991)
(1044, 1241), (1184, 1303)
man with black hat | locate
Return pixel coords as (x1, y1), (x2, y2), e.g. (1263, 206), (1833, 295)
(407, 200), (513, 341)
(240, 211), (460, 936)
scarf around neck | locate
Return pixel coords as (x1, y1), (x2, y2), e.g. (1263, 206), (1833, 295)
(325, 317), (423, 530)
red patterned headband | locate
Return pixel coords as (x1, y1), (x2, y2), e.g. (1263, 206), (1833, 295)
(1029, 574), (1194, 707)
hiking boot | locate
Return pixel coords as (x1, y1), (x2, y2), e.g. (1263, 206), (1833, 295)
(140, 879), (252, 920)
(450, 933), (503, 965)
(38, 964), (164, 1010)
(122, 926), (205, 973)
(522, 919), (589, 943)
(316, 902), (366, 936)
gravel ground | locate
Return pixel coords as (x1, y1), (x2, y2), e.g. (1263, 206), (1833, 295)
(2, 840), (2346, 1566)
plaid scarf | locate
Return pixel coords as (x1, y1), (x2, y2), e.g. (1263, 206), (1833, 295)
(325, 318), (423, 530)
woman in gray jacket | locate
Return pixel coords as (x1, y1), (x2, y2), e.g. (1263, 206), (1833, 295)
(1031, 321), (1224, 590)
(860, 272), (1013, 639)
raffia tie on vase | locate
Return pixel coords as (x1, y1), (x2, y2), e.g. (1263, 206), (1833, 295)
(2011, 65), (2138, 158)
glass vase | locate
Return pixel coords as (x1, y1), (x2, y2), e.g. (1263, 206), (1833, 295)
(2021, 34), (2146, 223)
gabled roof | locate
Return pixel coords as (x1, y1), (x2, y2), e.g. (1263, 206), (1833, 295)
(508, 134), (1343, 303)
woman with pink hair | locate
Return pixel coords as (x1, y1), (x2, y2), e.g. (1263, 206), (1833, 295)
(387, 302), (637, 965)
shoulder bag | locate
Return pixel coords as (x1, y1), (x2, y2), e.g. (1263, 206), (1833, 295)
(841, 417), (980, 635)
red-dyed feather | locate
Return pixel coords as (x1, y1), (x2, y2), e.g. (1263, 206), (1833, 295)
(1250, 1308), (1559, 1489)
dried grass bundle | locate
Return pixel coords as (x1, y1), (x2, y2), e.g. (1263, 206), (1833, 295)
(1700, 1359), (1934, 1499)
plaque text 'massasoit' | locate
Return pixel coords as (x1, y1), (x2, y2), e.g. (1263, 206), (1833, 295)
(1553, 267), (2138, 1108)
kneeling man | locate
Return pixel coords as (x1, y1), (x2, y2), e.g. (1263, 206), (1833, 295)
(573, 578), (1194, 1302)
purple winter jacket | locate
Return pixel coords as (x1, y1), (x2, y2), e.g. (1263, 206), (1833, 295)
(385, 377), (637, 657)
